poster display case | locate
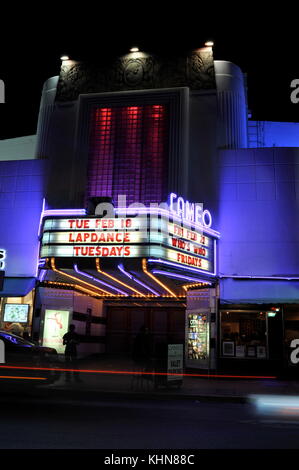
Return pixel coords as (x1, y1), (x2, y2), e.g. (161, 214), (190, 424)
(42, 309), (71, 354)
(186, 312), (210, 368)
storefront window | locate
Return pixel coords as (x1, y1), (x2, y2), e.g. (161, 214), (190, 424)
(220, 310), (267, 359)
(0, 290), (35, 338)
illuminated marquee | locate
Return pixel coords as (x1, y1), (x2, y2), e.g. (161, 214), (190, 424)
(41, 210), (218, 275)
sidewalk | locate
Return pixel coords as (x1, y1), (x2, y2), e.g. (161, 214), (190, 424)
(41, 355), (299, 402)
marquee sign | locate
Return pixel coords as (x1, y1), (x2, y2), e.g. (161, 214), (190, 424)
(41, 211), (218, 275)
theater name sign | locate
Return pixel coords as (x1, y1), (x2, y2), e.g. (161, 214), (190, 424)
(40, 197), (219, 276)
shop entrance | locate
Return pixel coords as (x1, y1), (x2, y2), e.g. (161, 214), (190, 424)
(105, 305), (185, 355)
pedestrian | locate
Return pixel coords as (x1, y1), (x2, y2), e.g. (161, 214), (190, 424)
(62, 324), (82, 383)
(132, 325), (153, 373)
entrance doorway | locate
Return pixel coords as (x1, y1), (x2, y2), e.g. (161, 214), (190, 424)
(105, 305), (185, 354)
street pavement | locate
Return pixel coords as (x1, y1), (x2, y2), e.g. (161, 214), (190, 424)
(0, 394), (299, 449)
(1, 355), (299, 450)
(33, 354), (299, 402)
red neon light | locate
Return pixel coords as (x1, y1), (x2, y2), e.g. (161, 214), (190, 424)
(0, 366), (277, 380)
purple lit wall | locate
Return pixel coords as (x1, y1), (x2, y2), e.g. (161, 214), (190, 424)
(218, 147), (299, 277)
(0, 160), (45, 277)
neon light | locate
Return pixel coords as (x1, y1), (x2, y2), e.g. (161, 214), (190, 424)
(148, 258), (217, 277)
(38, 269), (47, 282)
(169, 193), (213, 229)
(202, 209), (212, 228)
(152, 270), (212, 285)
(214, 239), (217, 276)
(169, 193), (177, 213)
(220, 275), (299, 280)
(96, 258), (146, 297)
(42, 280), (113, 298)
(38, 198), (46, 238)
(0, 365), (277, 379)
(50, 258), (113, 296)
(43, 209), (86, 217)
(169, 192), (208, 227)
(74, 264), (128, 296)
(118, 263), (160, 296)
(142, 259), (177, 298)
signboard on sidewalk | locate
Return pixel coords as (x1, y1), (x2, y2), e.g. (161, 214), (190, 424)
(167, 344), (184, 382)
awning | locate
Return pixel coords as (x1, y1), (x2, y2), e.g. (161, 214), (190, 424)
(220, 278), (299, 304)
(0, 277), (36, 297)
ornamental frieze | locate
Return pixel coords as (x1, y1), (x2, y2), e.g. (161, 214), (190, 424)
(55, 49), (215, 101)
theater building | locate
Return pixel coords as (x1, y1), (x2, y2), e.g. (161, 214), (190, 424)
(0, 45), (298, 373)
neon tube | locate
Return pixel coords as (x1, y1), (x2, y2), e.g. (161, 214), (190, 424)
(43, 209), (86, 217)
(220, 275), (299, 281)
(36, 198), (47, 277)
(148, 258), (217, 277)
(50, 258), (114, 296)
(38, 269), (47, 282)
(142, 259), (177, 298)
(152, 270), (212, 285)
(118, 263), (160, 296)
(96, 258), (146, 297)
(38, 198), (46, 237)
(74, 264), (128, 296)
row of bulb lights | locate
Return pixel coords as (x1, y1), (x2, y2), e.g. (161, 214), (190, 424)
(60, 41), (214, 62)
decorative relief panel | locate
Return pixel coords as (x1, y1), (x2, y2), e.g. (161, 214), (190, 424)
(56, 49), (215, 101)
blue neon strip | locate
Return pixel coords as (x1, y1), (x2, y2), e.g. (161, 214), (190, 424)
(220, 275), (299, 281)
(152, 270), (212, 285)
(74, 264), (128, 296)
(43, 209), (86, 217)
(148, 258), (217, 277)
(117, 264), (160, 296)
(38, 269), (47, 282)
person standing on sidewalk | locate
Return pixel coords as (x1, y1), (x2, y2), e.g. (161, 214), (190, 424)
(63, 324), (82, 383)
(132, 325), (154, 373)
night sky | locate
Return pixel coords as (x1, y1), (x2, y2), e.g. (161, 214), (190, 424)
(0, 11), (298, 139)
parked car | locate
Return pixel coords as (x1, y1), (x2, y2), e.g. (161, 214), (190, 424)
(0, 330), (60, 385)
